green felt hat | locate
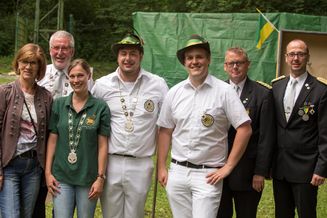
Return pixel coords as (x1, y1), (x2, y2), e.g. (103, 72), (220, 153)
(176, 34), (210, 65)
(111, 33), (144, 55)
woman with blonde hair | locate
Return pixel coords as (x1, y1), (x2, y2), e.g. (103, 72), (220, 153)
(0, 43), (52, 218)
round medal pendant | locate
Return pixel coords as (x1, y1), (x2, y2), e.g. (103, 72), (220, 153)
(125, 120), (134, 132)
(68, 151), (77, 164)
(302, 114), (309, 121)
(201, 114), (214, 127)
(298, 109), (304, 116)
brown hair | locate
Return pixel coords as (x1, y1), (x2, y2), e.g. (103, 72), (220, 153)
(67, 58), (91, 75)
(12, 43), (47, 81)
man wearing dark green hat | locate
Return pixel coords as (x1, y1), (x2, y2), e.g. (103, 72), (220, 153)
(157, 34), (252, 218)
(92, 33), (168, 218)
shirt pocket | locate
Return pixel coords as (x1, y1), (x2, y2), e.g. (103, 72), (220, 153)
(201, 106), (226, 129)
(139, 97), (160, 117)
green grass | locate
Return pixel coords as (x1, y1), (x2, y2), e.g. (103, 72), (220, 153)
(43, 164), (327, 218)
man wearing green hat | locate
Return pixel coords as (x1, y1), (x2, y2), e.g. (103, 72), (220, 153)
(157, 34), (252, 218)
(92, 33), (168, 218)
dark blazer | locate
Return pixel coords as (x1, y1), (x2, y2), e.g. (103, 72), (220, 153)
(226, 77), (275, 191)
(272, 73), (327, 182)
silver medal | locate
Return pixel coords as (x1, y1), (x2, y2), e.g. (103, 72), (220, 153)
(125, 120), (134, 132)
(68, 150), (77, 164)
(298, 109), (304, 116)
(302, 114), (309, 121)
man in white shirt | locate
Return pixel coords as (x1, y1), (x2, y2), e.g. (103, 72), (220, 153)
(38, 30), (75, 98)
(157, 34), (252, 218)
(92, 33), (169, 218)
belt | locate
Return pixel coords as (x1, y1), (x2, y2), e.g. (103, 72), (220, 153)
(111, 153), (136, 158)
(171, 158), (217, 169)
(16, 150), (37, 159)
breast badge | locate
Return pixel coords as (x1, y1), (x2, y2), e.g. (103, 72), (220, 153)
(144, 99), (155, 112)
(201, 114), (214, 127)
(86, 115), (96, 126)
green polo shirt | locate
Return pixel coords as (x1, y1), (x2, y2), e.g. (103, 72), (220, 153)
(49, 92), (110, 186)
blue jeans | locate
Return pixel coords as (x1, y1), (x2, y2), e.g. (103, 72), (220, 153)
(0, 157), (41, 218)
(53, 182), (97, 218)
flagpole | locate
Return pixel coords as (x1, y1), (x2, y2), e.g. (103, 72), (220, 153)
(256, 8), (280, 33)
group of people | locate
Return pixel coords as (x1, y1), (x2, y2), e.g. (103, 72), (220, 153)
(0, 29), (326, 218)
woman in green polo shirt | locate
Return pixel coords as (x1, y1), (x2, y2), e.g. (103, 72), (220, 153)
(45, 59), (110, 218)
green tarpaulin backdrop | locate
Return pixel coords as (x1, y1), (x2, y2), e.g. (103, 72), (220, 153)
(133, 12), (327, 87)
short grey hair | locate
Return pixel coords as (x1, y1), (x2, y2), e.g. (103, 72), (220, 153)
(49, 30), (75, 48)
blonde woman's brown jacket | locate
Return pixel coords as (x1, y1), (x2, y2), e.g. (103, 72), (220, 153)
(0, 80), (52, 175)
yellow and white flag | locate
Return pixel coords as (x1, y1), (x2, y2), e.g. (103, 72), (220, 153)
(255, 8), (278, 49)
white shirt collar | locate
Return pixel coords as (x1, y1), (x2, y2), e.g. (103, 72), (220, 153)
(185, 73), (213, 90)
(229, 77), (246, 95)
(289, 71), (308, 85)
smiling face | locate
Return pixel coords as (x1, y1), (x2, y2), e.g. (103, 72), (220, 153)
(117, 47), (143, 80)
(68, 64), (90, 95)
(184, 47), (210, 85)
(224, 50), (250, 84)
(18, 58), (39, 82)
(50, 36), (74, 71)
(285, 39), (310, 78)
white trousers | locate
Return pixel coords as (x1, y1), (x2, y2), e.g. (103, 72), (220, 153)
(166, 163), (223, 218)
(100, 155), (154, 218)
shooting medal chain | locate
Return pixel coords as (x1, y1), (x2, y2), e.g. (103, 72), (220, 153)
(118, 78), (142, 132)
(68, 108), (87, 164)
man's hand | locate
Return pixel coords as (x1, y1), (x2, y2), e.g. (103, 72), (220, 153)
(158, 167), (168, 187)
(311, 174), (325, 186)
(252, 175), (265, 192)
(206, 165), (233, 185)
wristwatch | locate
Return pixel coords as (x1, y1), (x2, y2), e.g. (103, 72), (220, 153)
(97, 174), (106, 180)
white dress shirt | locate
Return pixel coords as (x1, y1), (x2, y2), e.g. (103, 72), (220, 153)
(38, 64), (72, 98)
(157, 74), (250, 167)
(230, 78), (246, 97)
(38, 64), (94, 99)
(284, 72), (308, 103)
(92, 68), (169, 157)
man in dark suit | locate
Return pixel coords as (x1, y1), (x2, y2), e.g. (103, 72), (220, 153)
(217, 47), (275, 218)
(272, 39), (327, 218)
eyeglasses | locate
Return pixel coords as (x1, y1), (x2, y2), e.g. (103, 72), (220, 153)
(19, 60), (38, 67)
(286, 52), (307, 58)
(50, 45), (72, 52)
(224, 61), (247, 68)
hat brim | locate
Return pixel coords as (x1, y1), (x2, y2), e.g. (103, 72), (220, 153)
(111, 44), (143, 56)
(176, 43), (210, 65)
